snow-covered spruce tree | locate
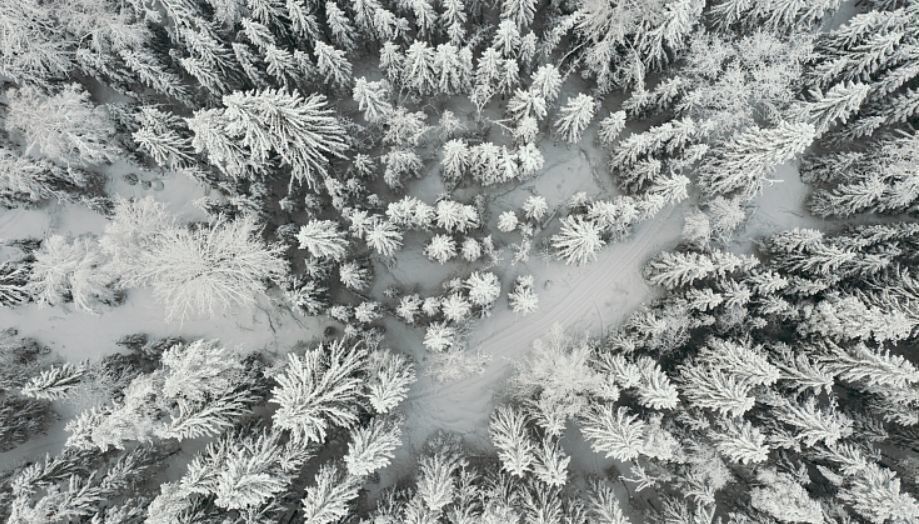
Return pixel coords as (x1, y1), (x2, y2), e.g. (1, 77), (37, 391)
(644, 250), (756, 290)
(711, 0), (842, 32)
(554, 93), (596, 144)
(598, 110), (627, 146)
(522, 194), (549, 223)
(608, 28), (817, 217)
(338, 260), (371, 291)
(270, 338), (411, 444)
(435, 199), (479, 233)
(0, 257), (30, 306)
(301, 463), (363, 523)
(0, 146), (100, 208)
(425, 234), (458, 264)
(365, 348), (415, 414)
(365, 431), (630, 521)
(497, 210), (519, 233)
(440, 139), (470, 185)
(0, 394), (51, 453)
(344, 415), (403, 477)
(363, 216), (404, 258)
(149, 428), (310, 519)
(353, 77), (393, 123)
(551, 215), (605, 266)
(64, 339), (261, 450)
(386, 195), (435, 230)
(190, 89), (349, 189)
(314, 41), (353, 89)
(423, 322), (456, 353)
(489, 404), (535, 477)
(508, 326), (618, 437)
(0, 1), (74, 87)
(20, 362), (86, 401)
(466, 271), (501, 310)
(298, 219), (350, 261)
(140, 337), (413, 521)
(697, 121), (816, 200)
(132, 106), (197, 170)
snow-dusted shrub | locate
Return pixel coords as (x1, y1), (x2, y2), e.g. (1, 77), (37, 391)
(396, 294), (423, 324)
(354, 301), (382, 323)
(441, 293), (472, 323)
(422, 296), (442, 317)
(381, 148), (423, 188)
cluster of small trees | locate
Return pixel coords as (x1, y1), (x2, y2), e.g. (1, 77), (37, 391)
(363, 431), (630, 522)
(490, 221), (919, 522)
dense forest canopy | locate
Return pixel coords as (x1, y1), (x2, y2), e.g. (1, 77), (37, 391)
(0, 0), (918, 522)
